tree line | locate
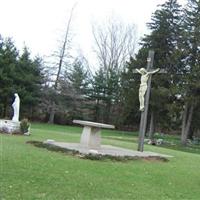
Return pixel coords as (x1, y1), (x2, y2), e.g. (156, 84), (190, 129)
(0, 0), (199, 144)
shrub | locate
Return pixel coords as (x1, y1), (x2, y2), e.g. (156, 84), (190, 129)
(20, 118), (30, 134)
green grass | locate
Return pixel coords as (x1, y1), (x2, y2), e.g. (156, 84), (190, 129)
(1, 123), (200, 200)
(152, 133), (200, 154)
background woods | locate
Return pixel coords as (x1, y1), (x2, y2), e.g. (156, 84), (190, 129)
(0, 0), (200, 142)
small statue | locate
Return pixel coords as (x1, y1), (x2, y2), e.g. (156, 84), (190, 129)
(136, 68), (160, 111)
(12, 93), (20, 122)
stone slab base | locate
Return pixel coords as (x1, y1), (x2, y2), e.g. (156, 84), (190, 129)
(44, 140), (173, 158)
(0, 119), (20, 134)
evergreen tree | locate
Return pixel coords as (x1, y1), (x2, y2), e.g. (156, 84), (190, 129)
(0, 37), (18, 118)
(90, 68), (106, 122)
(50, 57), (92, 123)
(180, 0), (200, 144)
(140, 0), (183, 135)
(67, 58), (90, 96)
(15, 47), (44, 119)
(0, 38), (44, 120)
(65, 57), (91, 120)
(90, 67), (120, 124)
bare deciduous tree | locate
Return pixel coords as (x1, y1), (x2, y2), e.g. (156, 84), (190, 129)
(92, 17), (137, 73)
(48, 3), (77, 123)
(91, 17), (137, 123)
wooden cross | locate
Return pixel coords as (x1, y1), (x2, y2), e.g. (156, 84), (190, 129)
(133, 50), (166, 152)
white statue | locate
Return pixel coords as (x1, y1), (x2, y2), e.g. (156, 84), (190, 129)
(12, 93), (20, 122)
(136, 68), (160, 111)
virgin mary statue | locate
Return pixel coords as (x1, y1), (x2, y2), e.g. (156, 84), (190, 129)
(12, 93), (20, 122)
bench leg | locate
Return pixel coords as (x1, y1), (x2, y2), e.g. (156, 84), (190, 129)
(80, 126), (101, 149)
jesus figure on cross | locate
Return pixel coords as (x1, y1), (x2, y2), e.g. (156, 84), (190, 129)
(136, 67), (160, 111)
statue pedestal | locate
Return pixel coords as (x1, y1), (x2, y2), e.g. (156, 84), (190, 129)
(0, 119), (20, 134)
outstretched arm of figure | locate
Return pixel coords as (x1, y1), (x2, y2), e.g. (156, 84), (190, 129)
(147, 68), (160, 75)
(136, 68), (142, 74)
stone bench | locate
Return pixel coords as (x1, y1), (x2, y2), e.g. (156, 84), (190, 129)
(73, 120), (115, 149)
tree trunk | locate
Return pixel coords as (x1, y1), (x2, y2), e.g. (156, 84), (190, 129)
(48, 4), (76, 124)
(181, 103), (194, 145)
(48, 102), (55, 124)
(149, 111), (155, 139)
(29, 105), (33, 119)
(94, 99), (100, 122)
(181, 103), (188, 144)
(104, 101), (111, 123)
(184, 105), (194, 137)
(188, 127), (194, 140)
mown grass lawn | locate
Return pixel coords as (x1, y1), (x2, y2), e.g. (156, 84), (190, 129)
(1, 123), (200, 200)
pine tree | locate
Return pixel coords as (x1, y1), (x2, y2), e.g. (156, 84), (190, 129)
(90, 68), (107, 122)
(0, 38), (43, 120)
(0, 37), (18, 117)
(63, 57), (91, 120)
(67, 58), (90, 96)
(15, 47), (43, 119)
(140, 0), (183, 135)
(180, 0), (200, 144)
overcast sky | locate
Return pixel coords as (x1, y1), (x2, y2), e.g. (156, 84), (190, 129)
(0, 0), (186, 65)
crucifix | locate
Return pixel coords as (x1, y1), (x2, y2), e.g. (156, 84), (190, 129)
(134, 50), (165, 152)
